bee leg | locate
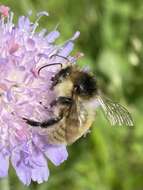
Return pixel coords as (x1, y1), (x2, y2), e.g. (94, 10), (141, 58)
(40, 117), (63, 128)
(23, 112), (63, 128)
(23, 97), (73, 128)
(23, 118), (41, 126)
(23, 116), (62, 128)
(50, 96), (73, 107)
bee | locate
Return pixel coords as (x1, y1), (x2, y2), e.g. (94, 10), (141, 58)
(23, 55), (134, 145)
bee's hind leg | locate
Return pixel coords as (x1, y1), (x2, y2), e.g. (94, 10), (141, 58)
(23, 118), (41, 126)
(23, 112), (63, 128)
(23, 96), (73, 128)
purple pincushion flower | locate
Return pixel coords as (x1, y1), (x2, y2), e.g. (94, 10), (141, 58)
(0, 6), (80, 185)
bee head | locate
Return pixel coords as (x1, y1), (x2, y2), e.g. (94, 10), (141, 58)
(50, 65), (98, 98)
(74, 72), (97, 98)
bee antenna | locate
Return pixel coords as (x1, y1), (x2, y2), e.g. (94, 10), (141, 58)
(50, 54), (70, 62)
(38, 63), (62, 75)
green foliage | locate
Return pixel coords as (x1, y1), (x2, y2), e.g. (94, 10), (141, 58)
(1, 0), (143, 189)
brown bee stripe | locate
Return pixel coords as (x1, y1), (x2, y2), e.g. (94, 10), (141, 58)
(53, 130), (65, 142)
(53, 133), (63, 142)
(56, 126), (65, 138)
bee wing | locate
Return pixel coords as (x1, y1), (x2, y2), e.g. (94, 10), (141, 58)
(97, 96), (134, 126)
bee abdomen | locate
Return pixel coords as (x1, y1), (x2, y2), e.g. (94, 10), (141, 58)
(48, 124), (67, 144)
(65, 124), (81, 144)
(55, 125), (66, 138)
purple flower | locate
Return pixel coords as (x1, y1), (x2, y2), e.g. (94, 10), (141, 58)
(0, 6), (79, 185)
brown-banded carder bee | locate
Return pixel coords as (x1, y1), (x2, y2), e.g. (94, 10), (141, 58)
(23, 55), (134, 145)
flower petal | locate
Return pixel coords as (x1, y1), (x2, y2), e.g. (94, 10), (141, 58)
(0, 153), (9, 177)
(31, 153), (49, 184)
(59, 41), (74, 57)
(45, 145), (68, 166)
(18, 16), (31, 31)
(46, 30), (60, 43)
(11, 152), (31, 185)
(58, 31), (80, 57)
(70, 31), (80, 41)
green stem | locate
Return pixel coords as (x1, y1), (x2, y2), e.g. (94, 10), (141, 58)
(0, 177), (10, 190)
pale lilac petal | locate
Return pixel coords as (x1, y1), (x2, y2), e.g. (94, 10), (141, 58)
(11, 152), (31, 185)
(0, 58), (8, 64)
(46, 31), (60, 43)
(31, 153), (49, 184)
(31, 165), (49, 184)
(26, 38), (35, 50)
(70, 31), (80, 41)
(59, 41), (74, 57)
(45, 145), (68, 166)
(0, 153), (9, 177)
(11, 146), (50, 185)
(58, 31), (80, 57)
(18, 16), (31, 31)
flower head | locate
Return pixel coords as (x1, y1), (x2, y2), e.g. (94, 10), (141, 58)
(0, 7), (80, 185)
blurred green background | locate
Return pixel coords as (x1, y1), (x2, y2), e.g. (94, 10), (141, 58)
(1, 0), (143, 190)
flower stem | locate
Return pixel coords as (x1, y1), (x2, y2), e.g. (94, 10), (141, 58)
(0, 177), (10, 190)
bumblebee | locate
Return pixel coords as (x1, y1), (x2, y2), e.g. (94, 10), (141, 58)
(23, 56), (134, 145)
